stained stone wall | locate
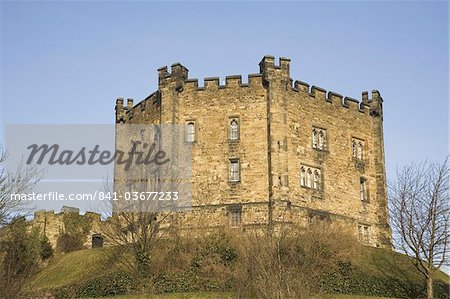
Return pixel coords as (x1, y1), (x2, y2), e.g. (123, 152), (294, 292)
(114, 56), (391, 248)
(32, 207), (104, 249)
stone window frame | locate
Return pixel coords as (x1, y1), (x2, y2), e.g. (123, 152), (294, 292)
(229, 158), (240, 183)
(300, 164), (322, 191)
(229, 205), (242, 228)
(228, 115), (240, 142)
(351, 137), (365, 161)
(185, 119), (197, 143)
(312, 126), (327, 151)
(359, 176), (369, 202)
(358, 223), (371, 243)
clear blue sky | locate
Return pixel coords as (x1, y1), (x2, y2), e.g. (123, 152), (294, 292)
(1, 1), (448, 180)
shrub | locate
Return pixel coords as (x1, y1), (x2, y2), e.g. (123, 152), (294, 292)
(56, 233), (85, 253)
(232, 223), (359, 298)
(40, 235), (53, 260)
(55, 212), (93, 253)
(0, 217), (41, 298)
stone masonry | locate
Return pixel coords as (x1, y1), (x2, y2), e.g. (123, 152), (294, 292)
(115, 56), (392, 248)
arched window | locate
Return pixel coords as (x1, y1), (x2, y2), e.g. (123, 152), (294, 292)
(313, 170), (320, 190)
(352, 141), (357, 158)
(186, 122), (195, 142)
(306, 169), (312, 188)
(230, 119), (239, 140)
(358, 142), (363, 160)
(300, 167), (306, 186)
(318, 131), (324, 150)
(312, 129), (317, 148)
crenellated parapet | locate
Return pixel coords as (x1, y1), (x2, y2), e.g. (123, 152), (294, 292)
(32, 207), (105, 249)
(291, 78), (381, 116)
(182, 74), (263, 92)
(115, 97), (135, 123)
(118, 55), (384, 124)
(158, 63), (189, 88)
(259, 55), (291, 83)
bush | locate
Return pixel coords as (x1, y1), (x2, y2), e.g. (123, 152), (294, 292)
(55, 212), (94, 253)
(0, 217), (41, 298)
(56, 233), (85, 253)
(47, 272), (135, 299)
(40, 235), (53, 260)
(231, 223), (359, 298)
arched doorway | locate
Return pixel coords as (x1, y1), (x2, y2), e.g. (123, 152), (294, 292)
(91, 234), (103, 248)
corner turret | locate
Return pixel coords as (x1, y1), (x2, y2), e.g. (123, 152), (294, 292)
(259, 55), (290, 84)
(158, 63), (189, 88)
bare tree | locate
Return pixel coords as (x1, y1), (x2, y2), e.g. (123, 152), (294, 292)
(233, 222), (359, 298)
(389, 158), (450, 298)
(99, 124), (189, 277)
(0, 145), (41, 226)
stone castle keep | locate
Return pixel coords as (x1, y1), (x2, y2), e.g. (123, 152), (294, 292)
(33, 56), (391, 249)
(114, 55), (391, 248)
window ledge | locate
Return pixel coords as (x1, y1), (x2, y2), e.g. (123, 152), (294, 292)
(228, 139), (240, 143)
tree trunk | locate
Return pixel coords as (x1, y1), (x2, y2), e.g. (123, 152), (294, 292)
(426, 275), (433, 298)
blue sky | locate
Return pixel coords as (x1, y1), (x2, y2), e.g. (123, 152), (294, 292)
(1, 0), (448, 180)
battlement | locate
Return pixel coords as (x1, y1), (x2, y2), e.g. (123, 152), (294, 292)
(158, 63), (189, 86)
(33, 206), (102, 221)
(259, 55), (291, 80)
(118, 56), (383, 123)
(292, 79), (381, 114)
(183, 73), (263, 91)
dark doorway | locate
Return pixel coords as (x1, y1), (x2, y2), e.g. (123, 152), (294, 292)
(91, 234), (103, 248)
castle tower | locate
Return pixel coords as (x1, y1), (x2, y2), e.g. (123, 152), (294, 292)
(114, 56), (392, 248)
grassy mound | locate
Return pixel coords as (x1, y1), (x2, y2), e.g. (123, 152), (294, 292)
(25, 243), (449, 298)
(322, 246), (449, 298)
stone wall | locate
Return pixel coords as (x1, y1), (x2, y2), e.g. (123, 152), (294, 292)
(32, 207), (104, 249)
(114, 55), (392, 248)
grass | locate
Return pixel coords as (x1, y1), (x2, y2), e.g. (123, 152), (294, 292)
(26, 246), (130, 291)
(98, 293), (392, 299)
(99, 292), (233, 298)
(355, 246), (449, 283)
(25, 244), (449, 298)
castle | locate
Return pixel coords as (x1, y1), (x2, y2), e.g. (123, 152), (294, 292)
(114, 55), (392, 248)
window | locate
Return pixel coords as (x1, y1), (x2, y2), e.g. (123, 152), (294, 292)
(300, 167), (306, 186)
(230, 118), (239, 141)
(230, 209), (241, 228)
(352, 141), (357, 158)
(313, 170), (320, 190)
(306, 169), (312, 188)
(352, 138), (364, 160)
(186, 122), (195, 142)
(360, 177), (367, 202)
(300, 165), (322, 190)
(358, 224), (370, 243)
(358, 142), (363, 160)
(229, 160), (240, 182)
(318, 131), (324, 149)
(312, 127), (326, 150)
(312, 129), (318, 148)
